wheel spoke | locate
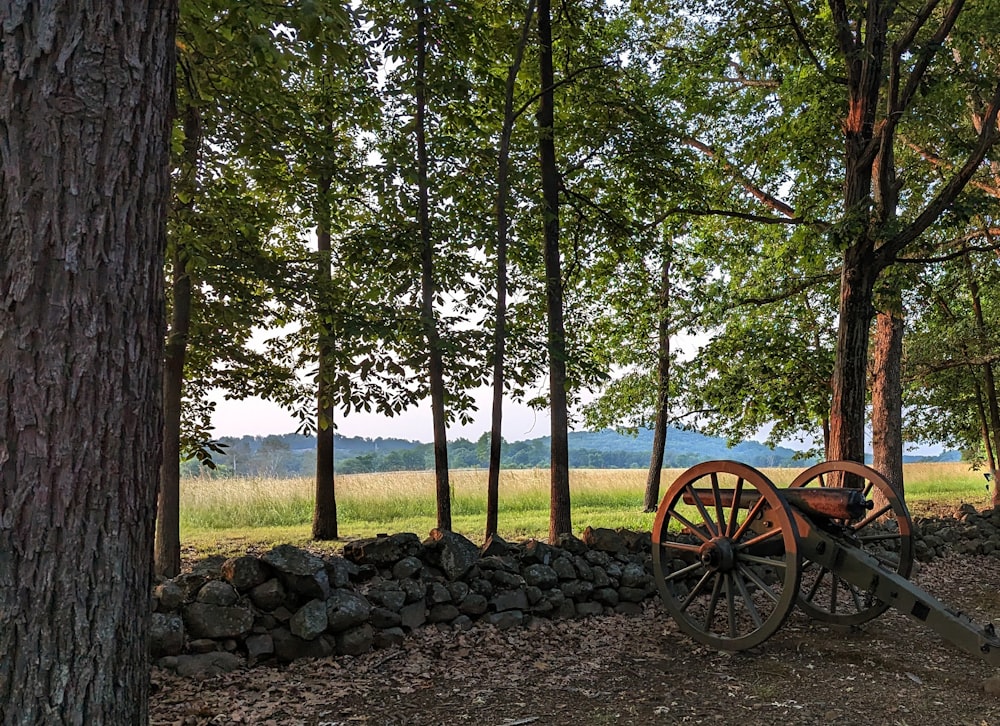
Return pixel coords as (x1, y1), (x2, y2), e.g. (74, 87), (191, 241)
(739, 553), (787, 569)
(725, 574), (737, 638)
(853, 503), (892, 531)
(704, 573), (724, 631)
(732, 496), (768, 542)
(737, 526), (785, 552)
(685, 482), (720, 537)
(661, 540), (703, 555)
(738, 563), (780, 604)
(665, 560), (706, 583)
(680, 568), (716, 612)
(668, 510), (712, 545)
(845, 578), (864, 612)
(710, 472), (727, 537)
(733, 569), (763, 628)
(856, 532), (902, 543)
(726, 477), (744, 538)
(804, 566), (829, 603)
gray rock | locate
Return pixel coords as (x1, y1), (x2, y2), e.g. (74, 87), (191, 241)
(593, 587), (620, 607)
(344, 533), (421, 566)
(447, 581), (470, 603)
(469, 579), (494, 598)
(576, 601), (604, 617)
(553, 533), (588, 555)
(614, 602), (644, 617)
(520, 539), (555, 564)
(423, 529), (480, 580)
(262, 545), (331, 600)
(371, 607), (402, 628)
(452, 615), (473, 631)
(374, 627), (406, 649)
(552, 558), (577, 581)
(555, 600), (577, 619)
(290, 599), (328, 641)
(250, 578), (287, 612)
(188, 638), (219, 654)
(572, 556), (594, 581)
(484, 611), (524, 629)
(525, 585), (543, 605)
(459, 592), (488, 616)
(427, 581), (451, 604)
(399, 601), (427, 630)
(183, 602), (253, 639)
(393, 556), (423, 580)
(620, 562), (649, 588)
(222, 556), (269, 592)
(171, 572), (208, 602)
(561, 580), (594, 601)
(174, 652), (243, 679)
(428, 603), (461, 623)
(246, 633), (274, 661)
(584, 550), (613, 567)
(591, 566), (612, 588)
(582, 526), (627, 554)
(324, 556), (358, 588)
(491, 589), (529, 612)
(326, 590), (372, 632)
(150, 613), (184, 657)
(196, 580), (239, 606)
(481, 533), (512, 557)
(372, 587), (406, 612)
(489, 570), (524, 589)
(522, 563), (559, 590)
(400, 578), (426, 603)
(272, 628), (334, 662)
(336, 624), (374, 656)
(154, 581), (184, 612)
(618, 586), (649, 603)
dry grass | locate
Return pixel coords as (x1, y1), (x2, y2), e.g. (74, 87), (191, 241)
(178, 462), (993, 555)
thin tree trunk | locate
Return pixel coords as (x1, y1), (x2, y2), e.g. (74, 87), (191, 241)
(416, 0), (451, 530)
(313, 173), (338, 540)
(156, 103), (201, 578)
(871, 307), (905, 506)
(486, 0), (536, 541)
(644, 246), (672, 512)
(157, 246), (191, 576)
(972, 379), (999, 506)
(0, 2), (175, 721)
(537, 0), (571, 541)
(964, 251), (1000, 507)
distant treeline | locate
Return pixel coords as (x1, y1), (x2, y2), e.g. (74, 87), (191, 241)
(180, 428), (959, 478)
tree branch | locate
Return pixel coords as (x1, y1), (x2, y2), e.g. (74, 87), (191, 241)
(878, 80), (1000, 264)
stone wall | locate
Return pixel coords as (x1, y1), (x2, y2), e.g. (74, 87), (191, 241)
(152, 527), (656, 677)
(152, 506), (1000, 677)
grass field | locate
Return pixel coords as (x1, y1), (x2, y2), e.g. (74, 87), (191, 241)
(178, 462), (995, 558)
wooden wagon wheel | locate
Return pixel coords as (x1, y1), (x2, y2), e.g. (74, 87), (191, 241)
(652, 461), (802, 651)
(790, 460), (914, 625)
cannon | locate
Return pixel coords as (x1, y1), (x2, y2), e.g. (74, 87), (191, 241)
(651, 460), (1000, 663)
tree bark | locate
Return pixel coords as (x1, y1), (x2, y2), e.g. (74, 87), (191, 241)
(871, 307), (905, 503)
(0, 2), (175, 722)
(537, 0), (572, 541)
(416, 0), (452, 531)
(644, 247), (672, 512)
(486, 0), (536, 541)
(313, 173), (338, 540)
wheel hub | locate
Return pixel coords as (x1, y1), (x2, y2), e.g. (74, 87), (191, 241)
(699, 537), (736, 571)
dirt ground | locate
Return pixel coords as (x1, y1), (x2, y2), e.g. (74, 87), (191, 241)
(150, 553), (1000, 726)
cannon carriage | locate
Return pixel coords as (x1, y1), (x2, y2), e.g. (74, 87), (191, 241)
(652, 460), (1000, 664)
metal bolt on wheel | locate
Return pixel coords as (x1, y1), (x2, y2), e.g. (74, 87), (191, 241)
(652, 461), (802, 651)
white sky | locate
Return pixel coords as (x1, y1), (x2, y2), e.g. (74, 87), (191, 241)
(210, 386), (553, 443)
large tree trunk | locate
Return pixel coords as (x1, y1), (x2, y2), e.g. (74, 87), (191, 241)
(486, 0), (535, 543)
(313, 175), (338, 540)
(644, 248), (672, 512)
(0, 2), (175, 722)
(416, 0), (452, 531)
(871, 307), (905, 503)
(156, 103), (202, 577)
(537, 0), (572, 541)
(828, 247), (878, 470)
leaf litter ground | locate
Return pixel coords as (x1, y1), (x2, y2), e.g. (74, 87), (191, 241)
(151, 553), (1000, 725)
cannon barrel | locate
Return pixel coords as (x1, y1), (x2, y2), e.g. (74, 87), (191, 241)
(681, 486), (873, 521)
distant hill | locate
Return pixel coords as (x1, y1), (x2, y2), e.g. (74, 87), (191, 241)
(187, 427), (958, 477)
